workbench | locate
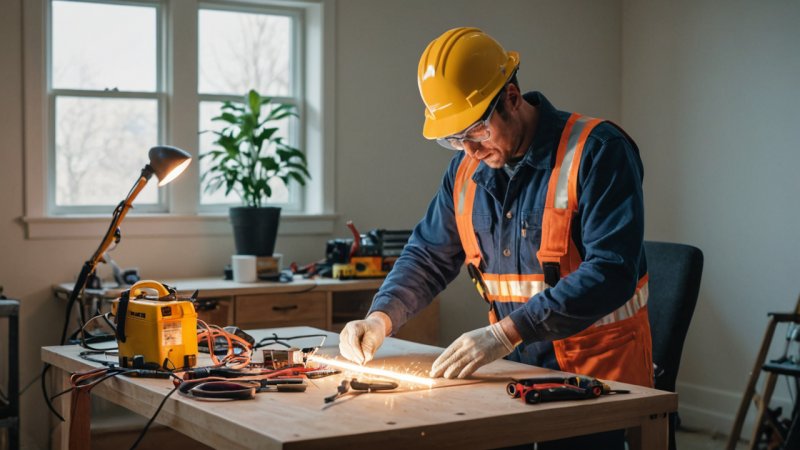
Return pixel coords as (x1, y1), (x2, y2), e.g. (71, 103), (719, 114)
(54, 277), (439, 344)
(42, 326), (677, 450)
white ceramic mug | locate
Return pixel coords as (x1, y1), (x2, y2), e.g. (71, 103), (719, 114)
(231, 255), (257, 283)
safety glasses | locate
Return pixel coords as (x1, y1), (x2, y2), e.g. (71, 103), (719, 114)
(437, 89), (503, 151)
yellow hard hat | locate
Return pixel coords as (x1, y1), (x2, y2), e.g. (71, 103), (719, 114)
(417, 27), (520, 139)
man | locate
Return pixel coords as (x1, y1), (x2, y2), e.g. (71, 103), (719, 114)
(339, 27), (651, 448)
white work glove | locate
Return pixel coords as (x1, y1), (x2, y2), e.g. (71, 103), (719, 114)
(338, 314), (390, 365)
(430, 323), (516, 379)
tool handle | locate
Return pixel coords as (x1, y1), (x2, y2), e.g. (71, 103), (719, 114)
(350, 379), (398, 391)
(122, 369), (171, 379)
(129, 279), (171, 298)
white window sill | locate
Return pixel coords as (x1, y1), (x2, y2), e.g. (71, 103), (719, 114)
(22, 213), (337, 240)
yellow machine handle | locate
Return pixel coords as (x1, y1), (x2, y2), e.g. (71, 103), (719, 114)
(129, 279), (171, 298)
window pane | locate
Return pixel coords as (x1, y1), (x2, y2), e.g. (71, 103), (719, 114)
(199, 101), (290, 205)
(198, 9), (292, 96)
(52, 1), (157, 91)
(55, 97), (158, 206)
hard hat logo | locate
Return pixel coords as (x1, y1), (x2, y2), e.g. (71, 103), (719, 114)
(417, 27), (520, 140)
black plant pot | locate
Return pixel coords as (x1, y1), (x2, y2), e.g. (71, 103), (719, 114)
(229, 206), (281, 256)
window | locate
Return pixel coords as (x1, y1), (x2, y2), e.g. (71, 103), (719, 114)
(51, 1), (161, 213)
(23, 0), (335, 238)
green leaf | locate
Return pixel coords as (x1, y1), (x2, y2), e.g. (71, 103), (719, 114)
(266, 103), (297, 121)
(288, 171), (307, 186)
(257, 127), (278, 142)
(285, 162), (311, 177)
(248, 90), (261, 118)
(259, 157), (279, 172)
(212, 112), (239, 124)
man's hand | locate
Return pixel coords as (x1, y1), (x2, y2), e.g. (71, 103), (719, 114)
(430, 322), (516, 379)
(338, 312), (392, 365)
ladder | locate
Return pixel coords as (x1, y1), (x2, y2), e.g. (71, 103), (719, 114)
(727, 295), (800, 450)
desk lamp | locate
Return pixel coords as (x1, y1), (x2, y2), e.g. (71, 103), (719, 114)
(59, 145), (191, 345)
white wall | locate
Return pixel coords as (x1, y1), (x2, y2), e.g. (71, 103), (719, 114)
(623, 0), (800, 435)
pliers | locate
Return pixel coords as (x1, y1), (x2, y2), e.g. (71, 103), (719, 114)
(324, 378), (398, 404)
(178, 376), (308, 400)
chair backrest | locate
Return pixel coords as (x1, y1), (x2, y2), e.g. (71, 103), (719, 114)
(644, 241), (704, 393)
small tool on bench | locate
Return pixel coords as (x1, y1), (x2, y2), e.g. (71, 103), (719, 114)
(324, 378), (398, 404)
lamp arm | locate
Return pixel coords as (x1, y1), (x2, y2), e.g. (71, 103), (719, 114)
(58, 166), (154, 345)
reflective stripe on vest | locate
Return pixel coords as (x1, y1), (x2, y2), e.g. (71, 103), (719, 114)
(537, 114), (603, 285)
(482, 272), (649, 328)
(453, 155), (482, 268)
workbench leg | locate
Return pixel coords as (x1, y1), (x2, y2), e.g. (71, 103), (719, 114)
(48, 365), (71, 450)
(628, 413), (669, 450)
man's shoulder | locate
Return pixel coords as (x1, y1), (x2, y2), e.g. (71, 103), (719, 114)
(586, 119), (632, 145)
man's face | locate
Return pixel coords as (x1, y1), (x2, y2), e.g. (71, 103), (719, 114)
(461, 94), (523, 169)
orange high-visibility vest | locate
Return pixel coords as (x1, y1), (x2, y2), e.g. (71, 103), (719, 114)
(453, 113), (653, 387)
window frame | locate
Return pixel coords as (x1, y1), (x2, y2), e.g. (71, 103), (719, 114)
(22, 0), (337, 239)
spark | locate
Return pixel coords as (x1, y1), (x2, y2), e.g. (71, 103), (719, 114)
(308, 355), (435, 387)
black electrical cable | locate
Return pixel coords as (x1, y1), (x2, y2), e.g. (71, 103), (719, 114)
(77, 313), (118, 352)
(49, 369), (125, 402)
(254, 333), (328, 349)
(43, 362), (178, 450)
(78, 351), (119, 367)
(128, 376), (181, 450)
(41, 364), (64, 422)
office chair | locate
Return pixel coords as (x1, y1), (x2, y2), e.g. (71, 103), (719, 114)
(644, 241), (704, 450)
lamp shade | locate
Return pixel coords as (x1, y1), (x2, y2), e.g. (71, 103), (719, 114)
(148, 145), (192, 186)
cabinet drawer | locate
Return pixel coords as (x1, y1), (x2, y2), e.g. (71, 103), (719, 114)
(234, 292), (328, 329)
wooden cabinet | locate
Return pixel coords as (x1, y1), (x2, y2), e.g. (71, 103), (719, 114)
(56, 277), (440, 346)
(193, 296), (234, 327)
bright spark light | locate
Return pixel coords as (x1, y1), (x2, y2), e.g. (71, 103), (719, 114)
(308, 354), (435, 387)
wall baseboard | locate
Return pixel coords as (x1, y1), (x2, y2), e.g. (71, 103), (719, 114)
(676, 380), (794, 440)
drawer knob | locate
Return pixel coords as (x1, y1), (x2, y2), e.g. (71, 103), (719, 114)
(272, 305), (299, 312)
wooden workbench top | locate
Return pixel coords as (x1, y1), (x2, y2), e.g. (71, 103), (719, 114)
(42, 327), (677, 449)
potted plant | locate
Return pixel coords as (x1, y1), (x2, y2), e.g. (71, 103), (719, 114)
(201, 89), (310, 256)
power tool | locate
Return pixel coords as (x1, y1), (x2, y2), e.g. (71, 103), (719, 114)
(330, 221), (411, 279)
(111, 280), (198, 371)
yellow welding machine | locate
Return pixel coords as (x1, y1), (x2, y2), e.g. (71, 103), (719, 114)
(111, 280), (198, 370)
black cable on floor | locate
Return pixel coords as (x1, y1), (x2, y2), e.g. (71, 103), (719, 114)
(129, 380), (180, 450)
(41, 364), (64, 422)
